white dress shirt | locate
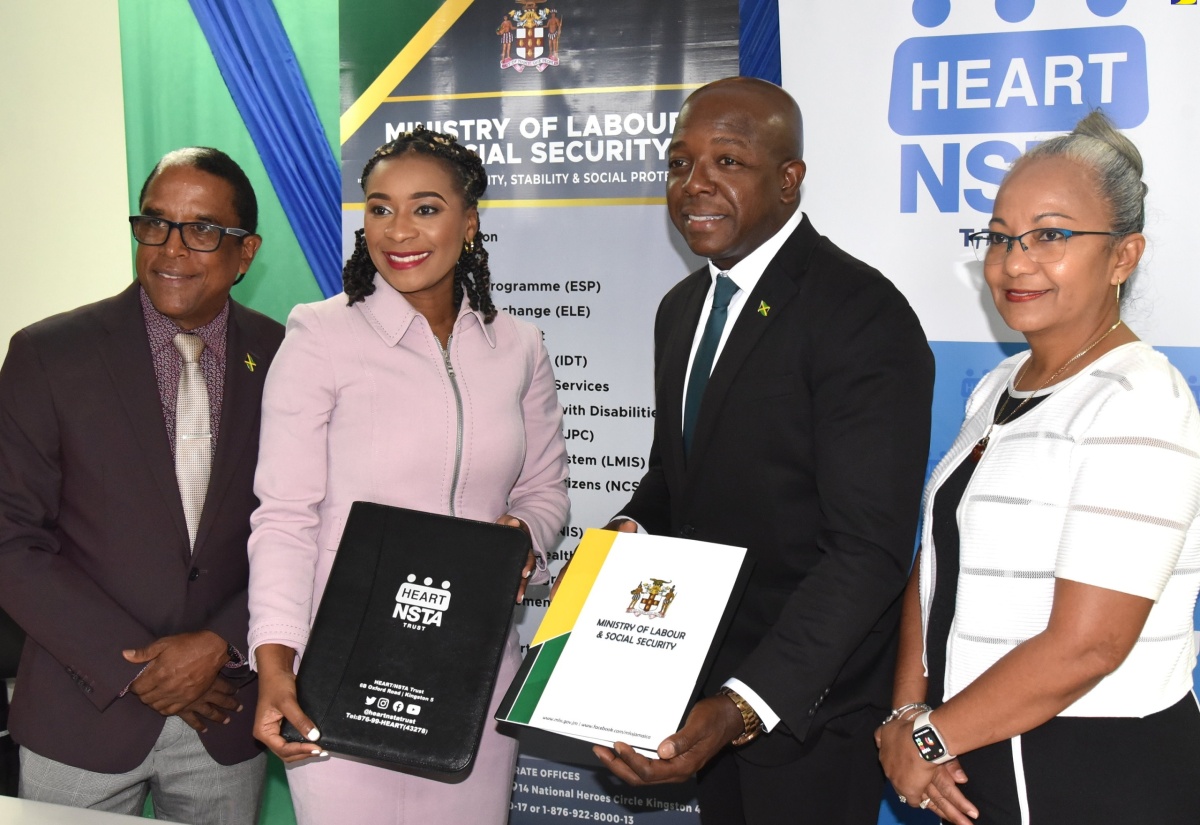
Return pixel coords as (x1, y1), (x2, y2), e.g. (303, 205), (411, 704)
(679, 209), (805, 418)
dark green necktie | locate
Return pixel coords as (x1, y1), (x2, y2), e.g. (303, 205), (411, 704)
(683, 274), (739, 455)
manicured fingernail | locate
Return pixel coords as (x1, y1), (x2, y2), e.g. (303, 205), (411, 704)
(311, 749), (321, 755)
(306, 727), (321, 741)
(319, 751), (329, 758)
(236, 704), (244, 712)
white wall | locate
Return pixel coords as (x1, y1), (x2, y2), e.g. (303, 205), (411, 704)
(0, 0), (131, 360)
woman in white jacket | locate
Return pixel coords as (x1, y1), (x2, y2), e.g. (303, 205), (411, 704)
(877, 111), (1200, 824)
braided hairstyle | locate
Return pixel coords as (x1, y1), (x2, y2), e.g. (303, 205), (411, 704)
(343, 125), (496, 321)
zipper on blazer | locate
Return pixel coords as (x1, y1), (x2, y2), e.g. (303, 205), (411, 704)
(437, 335), (464, 516)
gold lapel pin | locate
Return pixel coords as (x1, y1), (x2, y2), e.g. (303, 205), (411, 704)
(244, 353), (257, 372)
(758, 301), (770, 317)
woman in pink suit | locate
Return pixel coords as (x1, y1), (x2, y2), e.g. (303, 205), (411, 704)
(246, 127), (569, 824)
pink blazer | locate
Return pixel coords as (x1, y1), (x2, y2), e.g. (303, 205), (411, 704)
(247, 283), (569, 665)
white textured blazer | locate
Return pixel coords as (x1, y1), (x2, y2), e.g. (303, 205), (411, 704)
(920, 341), (1200, 717)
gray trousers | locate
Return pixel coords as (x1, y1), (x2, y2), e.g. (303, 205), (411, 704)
(19, 716), (265, 825)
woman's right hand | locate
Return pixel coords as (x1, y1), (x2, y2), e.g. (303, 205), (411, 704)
(253, 643), (325, 762)
(877, 716), (977, 824)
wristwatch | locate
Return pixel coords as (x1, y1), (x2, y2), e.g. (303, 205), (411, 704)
(911, 710), (955, 764)
(718, 686), (762, 746)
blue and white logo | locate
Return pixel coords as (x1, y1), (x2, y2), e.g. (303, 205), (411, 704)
(889, 27), (1146, 136)
(892, 0), (1148, 213)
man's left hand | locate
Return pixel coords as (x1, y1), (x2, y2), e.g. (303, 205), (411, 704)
(176, 675), (242, 733)
(123, 630), (229, 715)
(593, 694), (744, 785)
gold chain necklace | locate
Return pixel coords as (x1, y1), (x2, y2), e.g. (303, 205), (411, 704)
(969, 319), (1123, 463)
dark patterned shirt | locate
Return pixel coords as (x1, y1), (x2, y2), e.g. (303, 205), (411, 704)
(139, 287), (227, 458)
(121, 289), (242, 681)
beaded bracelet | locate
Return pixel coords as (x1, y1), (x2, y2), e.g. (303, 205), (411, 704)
(880, 702), (931, 726)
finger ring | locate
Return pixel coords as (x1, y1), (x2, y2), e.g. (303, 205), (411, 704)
(920, 797), (931, 810)
(897, 795), (907, 804)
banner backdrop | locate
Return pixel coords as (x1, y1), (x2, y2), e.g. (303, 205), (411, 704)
(339, 1), (737, 822)
(780, 3), (1200, 822)
(780, 1), (1200, 452)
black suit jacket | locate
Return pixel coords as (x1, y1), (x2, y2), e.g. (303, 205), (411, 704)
(0, 282), (283, 772)
(623, 215), (934, 765)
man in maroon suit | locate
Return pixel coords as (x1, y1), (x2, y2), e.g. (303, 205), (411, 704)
(0, 147), (284, 823)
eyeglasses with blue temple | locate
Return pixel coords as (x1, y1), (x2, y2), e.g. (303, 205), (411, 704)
(967, 227), (1121, 265)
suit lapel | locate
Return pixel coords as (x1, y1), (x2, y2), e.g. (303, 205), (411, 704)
(684, 218), (818, 471)
(96, 284), (191, 553)
(192, 304), (264, 559)
(662, 271), (710, 484)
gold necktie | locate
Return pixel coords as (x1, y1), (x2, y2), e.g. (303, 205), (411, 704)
(173, 333), (211, 551)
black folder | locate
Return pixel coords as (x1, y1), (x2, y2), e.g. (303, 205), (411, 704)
(281, 502), (529, 773)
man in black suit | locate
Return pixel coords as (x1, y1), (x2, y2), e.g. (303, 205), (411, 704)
(593, 78), (935, 824)
(0, 148), (284, 823)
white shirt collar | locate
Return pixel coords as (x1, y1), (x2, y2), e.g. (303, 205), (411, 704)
(706, 208), (804, 289)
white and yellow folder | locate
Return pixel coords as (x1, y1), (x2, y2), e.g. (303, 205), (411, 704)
(497, 529), (748, 757)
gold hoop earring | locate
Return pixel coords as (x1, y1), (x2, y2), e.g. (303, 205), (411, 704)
(463, 238), (475, 253)
(1116, 280), (1122, 304)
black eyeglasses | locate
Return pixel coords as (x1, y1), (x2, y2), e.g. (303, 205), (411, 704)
(129, 216), (251, 253)
(967, 227), (1120, 265)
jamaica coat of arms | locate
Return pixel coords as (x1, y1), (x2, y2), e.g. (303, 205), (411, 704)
(626, 578), (676, 620)
(498, 0), (562, 72)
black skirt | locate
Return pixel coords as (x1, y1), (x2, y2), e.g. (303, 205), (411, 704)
(949, 693), (1200, 824)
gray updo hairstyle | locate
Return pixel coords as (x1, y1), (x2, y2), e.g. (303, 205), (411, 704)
(1012, 110), (1147, 237)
